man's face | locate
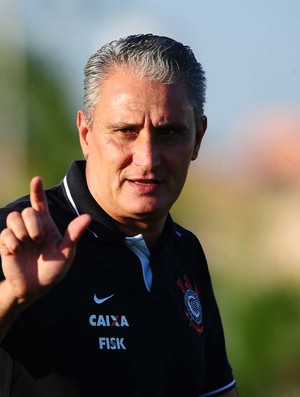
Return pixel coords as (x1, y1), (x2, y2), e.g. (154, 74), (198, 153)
(78, 68), (206, 227)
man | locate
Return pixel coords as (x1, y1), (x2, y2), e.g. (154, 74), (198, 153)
(0, 34), (238, 396)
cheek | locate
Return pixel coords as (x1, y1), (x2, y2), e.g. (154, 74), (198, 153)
(169, 152), (193, 186)
(95, 140), (133, 173)
(169, 146), (193, 168)
(108, 142), (133, 169)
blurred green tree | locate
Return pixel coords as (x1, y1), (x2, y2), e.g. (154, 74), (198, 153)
(25, 53), (82, 187)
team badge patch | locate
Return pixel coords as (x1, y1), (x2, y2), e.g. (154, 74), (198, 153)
(177, 276), (204, 335)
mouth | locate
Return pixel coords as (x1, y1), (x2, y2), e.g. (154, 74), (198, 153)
(128, 178), (161, 185)
(130, 179), (159, 184)
(126, 178), (162, 193)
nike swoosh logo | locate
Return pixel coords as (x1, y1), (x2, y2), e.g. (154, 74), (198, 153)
(93, 293), (115, 304)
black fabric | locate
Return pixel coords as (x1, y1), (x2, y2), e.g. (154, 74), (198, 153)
(0, 348), (12, 397)
(0, 161), (235, 396)
(0, 347), (83, 397)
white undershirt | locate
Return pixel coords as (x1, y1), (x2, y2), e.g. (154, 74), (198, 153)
(123, 234), (152, 291)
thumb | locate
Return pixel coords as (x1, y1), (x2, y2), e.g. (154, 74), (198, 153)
(59, 214), (91, 256)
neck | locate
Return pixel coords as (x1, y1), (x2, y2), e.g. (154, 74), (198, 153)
(114, 217), (166, 250)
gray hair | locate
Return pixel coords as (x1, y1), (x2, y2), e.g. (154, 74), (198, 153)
(82, 34), (206, 126)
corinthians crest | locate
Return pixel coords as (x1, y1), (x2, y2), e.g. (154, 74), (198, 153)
(177, 275), (204, 335)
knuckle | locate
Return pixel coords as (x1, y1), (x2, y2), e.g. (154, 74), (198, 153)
(0, 228), (10, 240)
(30, 231), (44, 243)
(6, 211), (21, 225)
(6, 211), (29, 242)
(22, 207), (36, 219)
(0, 229), (20, 253)
(22, 208), (44, 243)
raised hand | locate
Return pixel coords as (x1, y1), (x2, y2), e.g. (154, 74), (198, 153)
(0, 176), (91, 307)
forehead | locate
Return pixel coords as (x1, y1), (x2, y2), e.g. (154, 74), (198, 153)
(95, 69), (195, 123)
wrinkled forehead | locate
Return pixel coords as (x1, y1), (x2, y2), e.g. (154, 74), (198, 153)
(94, 70), (196, 126)
(99, 65), (192, 98)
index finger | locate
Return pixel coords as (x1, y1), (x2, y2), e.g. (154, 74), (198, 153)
(30, 176), (49, 215)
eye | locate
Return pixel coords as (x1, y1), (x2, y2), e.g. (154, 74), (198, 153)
(159, 127), (184, 139)
(114, 128), (138, 142)
(164, 128), (179, 135)
(120, 128), (138, 135)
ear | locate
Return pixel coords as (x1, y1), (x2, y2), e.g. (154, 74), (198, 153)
(191, 116), (207, 161)
(77, 110), (91, 158)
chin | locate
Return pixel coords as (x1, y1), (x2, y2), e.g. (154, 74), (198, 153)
(123, 196), (172, 218)
(130, 205), (170, 220)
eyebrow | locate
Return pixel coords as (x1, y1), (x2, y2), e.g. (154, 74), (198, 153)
(109, 121), (188, 131)
(156, 122), (188, 130)
(109, 122), (142, 130)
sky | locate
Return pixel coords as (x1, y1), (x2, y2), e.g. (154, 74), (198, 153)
(1, 0), (300, 173)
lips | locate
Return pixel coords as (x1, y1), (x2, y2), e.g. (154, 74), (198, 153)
(130, 179), (160, 185)
(126, 178), (162, 193)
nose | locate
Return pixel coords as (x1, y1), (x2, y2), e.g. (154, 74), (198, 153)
(133, 130), (161, 171)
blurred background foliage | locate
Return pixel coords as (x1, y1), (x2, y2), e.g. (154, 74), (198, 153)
(172, 166), (300, 397)
(1, 31), (300, 397)
(25, 54), (82, 183)
(0, 46), (82, 203)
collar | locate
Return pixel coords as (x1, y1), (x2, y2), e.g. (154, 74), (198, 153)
(62, 160), (124, 241)
(62, 160), (178, 244)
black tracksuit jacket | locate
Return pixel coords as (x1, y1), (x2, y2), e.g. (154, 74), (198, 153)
(0, 161), (235, 397)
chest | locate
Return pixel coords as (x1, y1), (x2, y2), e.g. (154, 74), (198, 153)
(54, 239), (209, 353)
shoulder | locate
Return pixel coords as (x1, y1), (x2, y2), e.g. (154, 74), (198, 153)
(173, 222), (205, 254)
(170, 221), (209, 276)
